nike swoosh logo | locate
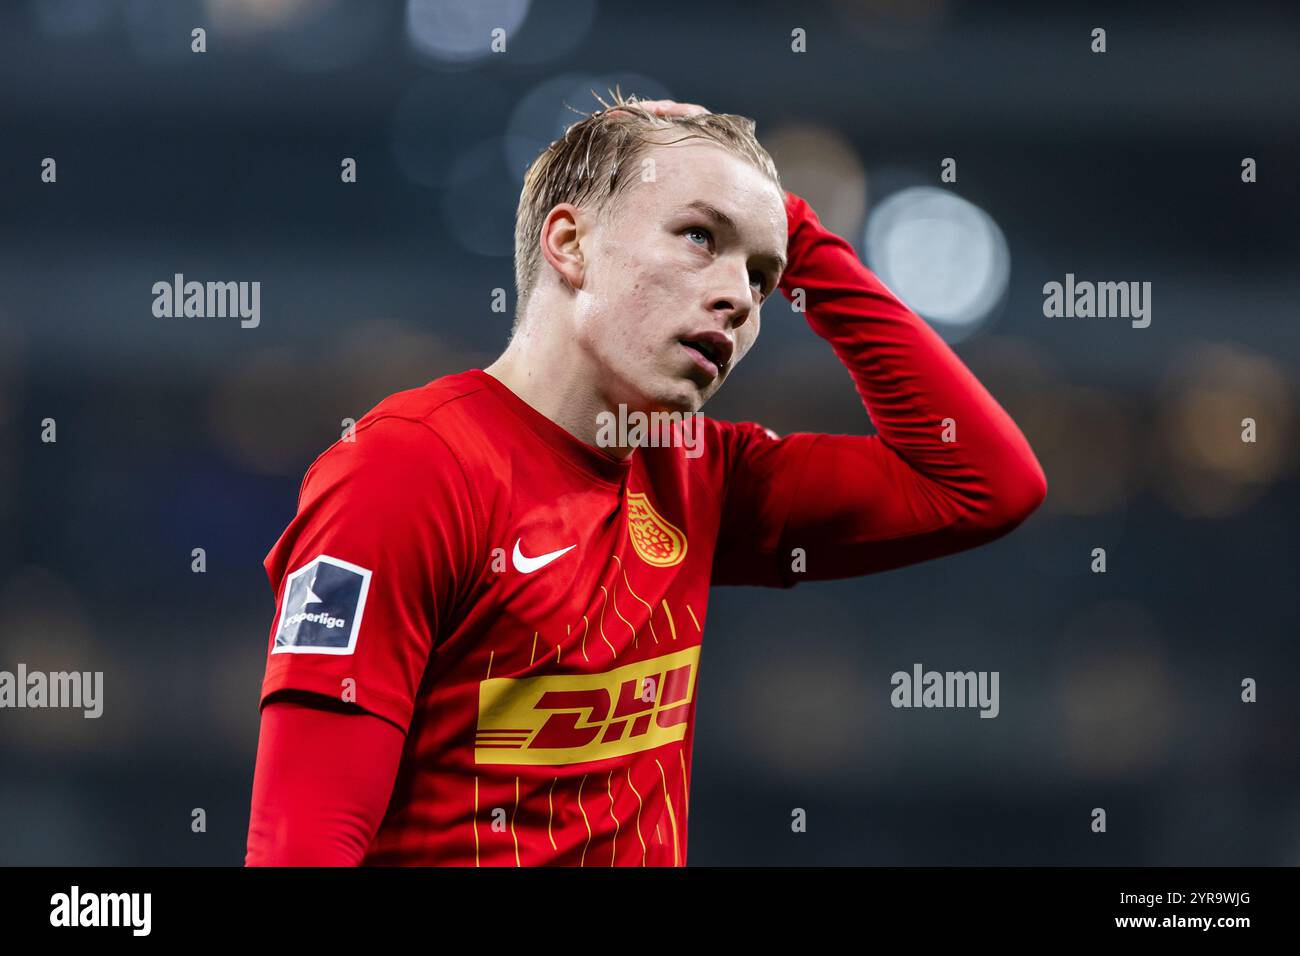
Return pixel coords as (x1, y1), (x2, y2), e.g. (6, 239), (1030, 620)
(512, 538), (576, 574)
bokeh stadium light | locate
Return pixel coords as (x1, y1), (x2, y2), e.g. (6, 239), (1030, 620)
(1154, 342), (1293, 518)
(864, 186), (1011, 344)
(123, 0), (387, 69)
(406, 0), (597, 68)
(764, 123), (867, 243)
(0, 567), (105, 755)
(405, 0), (531, 64)
(1038, 385), (1138, 516)
(505, 73), (674, 181)
(945, 335), (1140, 516)
(202, 0), (316, 36)
(441, 136), (518, 257)
(1055, 601), (1175, 778)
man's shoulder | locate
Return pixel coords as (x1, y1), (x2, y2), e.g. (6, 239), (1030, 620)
(699, 415), (782, 442)
(695, 415), (786, 465)
(302, 370), (500, 490)
(266, 372), (491, 585)
(358, 369), (489, 433)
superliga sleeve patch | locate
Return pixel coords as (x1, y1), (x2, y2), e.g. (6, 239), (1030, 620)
(272, 554), (373, 655)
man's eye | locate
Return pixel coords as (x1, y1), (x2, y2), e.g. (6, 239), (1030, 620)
(750, 271), (768, 296)
(685, 226), (712, 247)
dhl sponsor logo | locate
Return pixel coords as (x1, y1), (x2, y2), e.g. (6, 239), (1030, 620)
(475, 646), (699, 765)
(626, 492), (687, 568)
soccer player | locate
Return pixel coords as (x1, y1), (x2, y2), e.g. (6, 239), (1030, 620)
(245, 94), (1046, 866)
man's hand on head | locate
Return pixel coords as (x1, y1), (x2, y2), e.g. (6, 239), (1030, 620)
(608, 98), (710, 120)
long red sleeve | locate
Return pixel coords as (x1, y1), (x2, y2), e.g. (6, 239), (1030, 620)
(712, 191), (1046, 585)
(245, 696), (406, 866)
(247, 416), (477, 866)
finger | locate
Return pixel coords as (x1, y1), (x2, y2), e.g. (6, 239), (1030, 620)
(630, 99), (710, 118)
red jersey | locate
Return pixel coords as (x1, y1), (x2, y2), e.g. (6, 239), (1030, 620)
(250, 192), (1047, 866)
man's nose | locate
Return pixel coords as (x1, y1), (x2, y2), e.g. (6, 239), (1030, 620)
(707, 264), (755, 329)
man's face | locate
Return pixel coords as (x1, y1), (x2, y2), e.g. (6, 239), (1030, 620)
(572, 139), (787, 414)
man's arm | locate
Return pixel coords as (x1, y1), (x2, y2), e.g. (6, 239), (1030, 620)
(246, 416), (480, 865)
(712, 191), (1046, 586)
(245, 693), (406, 866)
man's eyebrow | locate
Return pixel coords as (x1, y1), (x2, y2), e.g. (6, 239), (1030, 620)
(684, 199), (738, 231)
(683, 200), (787, 273)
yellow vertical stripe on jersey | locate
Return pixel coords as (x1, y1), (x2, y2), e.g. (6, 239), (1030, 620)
(605, 771), (620, 866)
(662, 600), (678, 641)
(627, 765), (647, 866)
(655, 758), (679, 867)
(578, 773), (592, 867)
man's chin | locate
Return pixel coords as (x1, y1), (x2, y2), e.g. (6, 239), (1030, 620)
(631, 378), (706, 416)
(660, 376), (712, 414)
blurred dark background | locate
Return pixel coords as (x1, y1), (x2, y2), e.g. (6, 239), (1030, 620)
(1, 0), (1297, 865)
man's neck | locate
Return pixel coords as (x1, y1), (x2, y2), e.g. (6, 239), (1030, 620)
(483, 335), (635, 460)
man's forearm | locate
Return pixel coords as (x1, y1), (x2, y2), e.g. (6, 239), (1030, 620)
(245, 697), (406, 866)
(780, 190), (1047, 527)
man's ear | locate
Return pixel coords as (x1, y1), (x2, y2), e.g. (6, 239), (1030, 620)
(539, 203), (586, 292)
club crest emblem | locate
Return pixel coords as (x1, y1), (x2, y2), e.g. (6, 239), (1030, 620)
(626, 492), (687, 568)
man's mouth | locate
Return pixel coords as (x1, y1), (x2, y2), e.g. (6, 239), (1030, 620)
(678, 331), (734, 380)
